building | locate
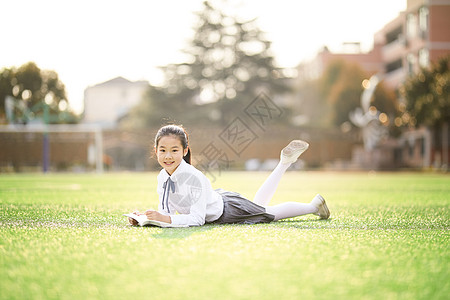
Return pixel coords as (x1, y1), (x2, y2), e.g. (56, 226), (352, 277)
(375, 0), (450, 89)
(297, 43), (384, 81)
(83, 77), (149, 128)
(296, 0), (450, 170)
(298, 0), (450, 88)
(375, 0), (450, 170)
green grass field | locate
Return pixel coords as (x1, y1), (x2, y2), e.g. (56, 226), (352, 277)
(1, 171), (449, 300)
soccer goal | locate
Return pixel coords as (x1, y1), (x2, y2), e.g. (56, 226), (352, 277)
(0, 124), (104, 173)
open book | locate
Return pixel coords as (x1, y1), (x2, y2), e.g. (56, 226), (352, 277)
(124, 213), (188, 228)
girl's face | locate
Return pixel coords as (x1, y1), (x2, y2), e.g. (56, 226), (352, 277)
(156, 135), (188, 175)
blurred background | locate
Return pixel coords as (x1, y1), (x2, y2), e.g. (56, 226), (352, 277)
(0, 0), (449, 174)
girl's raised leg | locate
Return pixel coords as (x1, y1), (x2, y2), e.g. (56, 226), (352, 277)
(253, 162), (290, 206)
(253, 140), (309, 206)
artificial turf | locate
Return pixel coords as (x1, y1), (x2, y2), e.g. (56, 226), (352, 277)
(1, 171), (449, 300)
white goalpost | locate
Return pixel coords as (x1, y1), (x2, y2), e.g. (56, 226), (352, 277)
(0, 124), (104, 173)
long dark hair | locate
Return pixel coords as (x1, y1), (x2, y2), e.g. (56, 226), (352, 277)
(154, 124), (191, 164)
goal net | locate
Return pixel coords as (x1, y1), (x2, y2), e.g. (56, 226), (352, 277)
(0, 124), (103, 173)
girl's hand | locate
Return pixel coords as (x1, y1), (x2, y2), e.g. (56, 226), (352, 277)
(128, 211), (142, 226)
(128, 217), (138, 226)
(145, 210), (171, 223)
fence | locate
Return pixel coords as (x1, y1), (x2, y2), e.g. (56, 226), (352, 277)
(0, 125), (358, 172)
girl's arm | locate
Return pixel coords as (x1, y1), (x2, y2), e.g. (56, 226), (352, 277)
(154, 170), (208, 226)
(144, 210), (172, 223)
(168, 178), (209, 226)
(169, 200), (206, 226)
(155, 182), (207, 226)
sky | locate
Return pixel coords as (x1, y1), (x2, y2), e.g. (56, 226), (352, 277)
(0, 0), (406, 114)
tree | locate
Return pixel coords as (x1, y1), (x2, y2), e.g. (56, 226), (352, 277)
(326, 62), (366, 127)
(320, 59), (398, 129)
(128, 0), (291, 127)
(0, 62), (78, 124)
(0, 67), (14, 119)
(400, 56), (449, 129)
(400, 55), (450, 168)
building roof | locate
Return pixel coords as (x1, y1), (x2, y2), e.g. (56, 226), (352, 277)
(93, 76), (148, 87)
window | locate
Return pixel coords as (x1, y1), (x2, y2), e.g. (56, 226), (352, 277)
(408, 143), (414, 157)
(385, 26), (403, 44)
(419, 48), (429, 68)
(406, 13), (417, 39)
(407, 54), (416, 75)
(419, 6), (429, 38)
(420, 138), (425, 156)
(386, 59), (403, 73)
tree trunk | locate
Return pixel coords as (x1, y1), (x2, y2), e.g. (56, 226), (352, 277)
(443, 121), (449, 172)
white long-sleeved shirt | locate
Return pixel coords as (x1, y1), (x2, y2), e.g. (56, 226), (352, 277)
(156, 160), (224, 226)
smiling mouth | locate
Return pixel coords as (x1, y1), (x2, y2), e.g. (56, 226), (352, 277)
(164, 161), (175, 166)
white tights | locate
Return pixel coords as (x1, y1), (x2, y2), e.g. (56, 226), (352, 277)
(253, 162), (318, 221)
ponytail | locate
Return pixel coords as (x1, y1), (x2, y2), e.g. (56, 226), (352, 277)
(184, 148), (192, 164)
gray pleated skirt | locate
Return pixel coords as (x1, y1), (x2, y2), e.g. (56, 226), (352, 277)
(212, 189), (275, 224)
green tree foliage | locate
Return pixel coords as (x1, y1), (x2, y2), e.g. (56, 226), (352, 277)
(0, 67), (14, 115)
(0, 62), (77, 124)
(400, 55), (450, 129)
(129, 0), (290, 127)
(320, 59), (398, 128)
(326, 62), (366, 127)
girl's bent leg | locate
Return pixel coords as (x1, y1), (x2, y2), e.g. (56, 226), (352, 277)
(265, 202), (318, 221)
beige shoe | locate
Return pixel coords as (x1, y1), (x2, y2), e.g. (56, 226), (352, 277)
(311, 194), (330, 219)
(280, 140), (309, 164)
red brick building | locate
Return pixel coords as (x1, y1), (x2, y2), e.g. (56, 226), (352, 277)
(375, 0), (450, 89)
(299, 0), (450, 89)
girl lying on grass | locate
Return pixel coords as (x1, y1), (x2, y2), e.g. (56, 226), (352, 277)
(128, 124), (330, 227)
